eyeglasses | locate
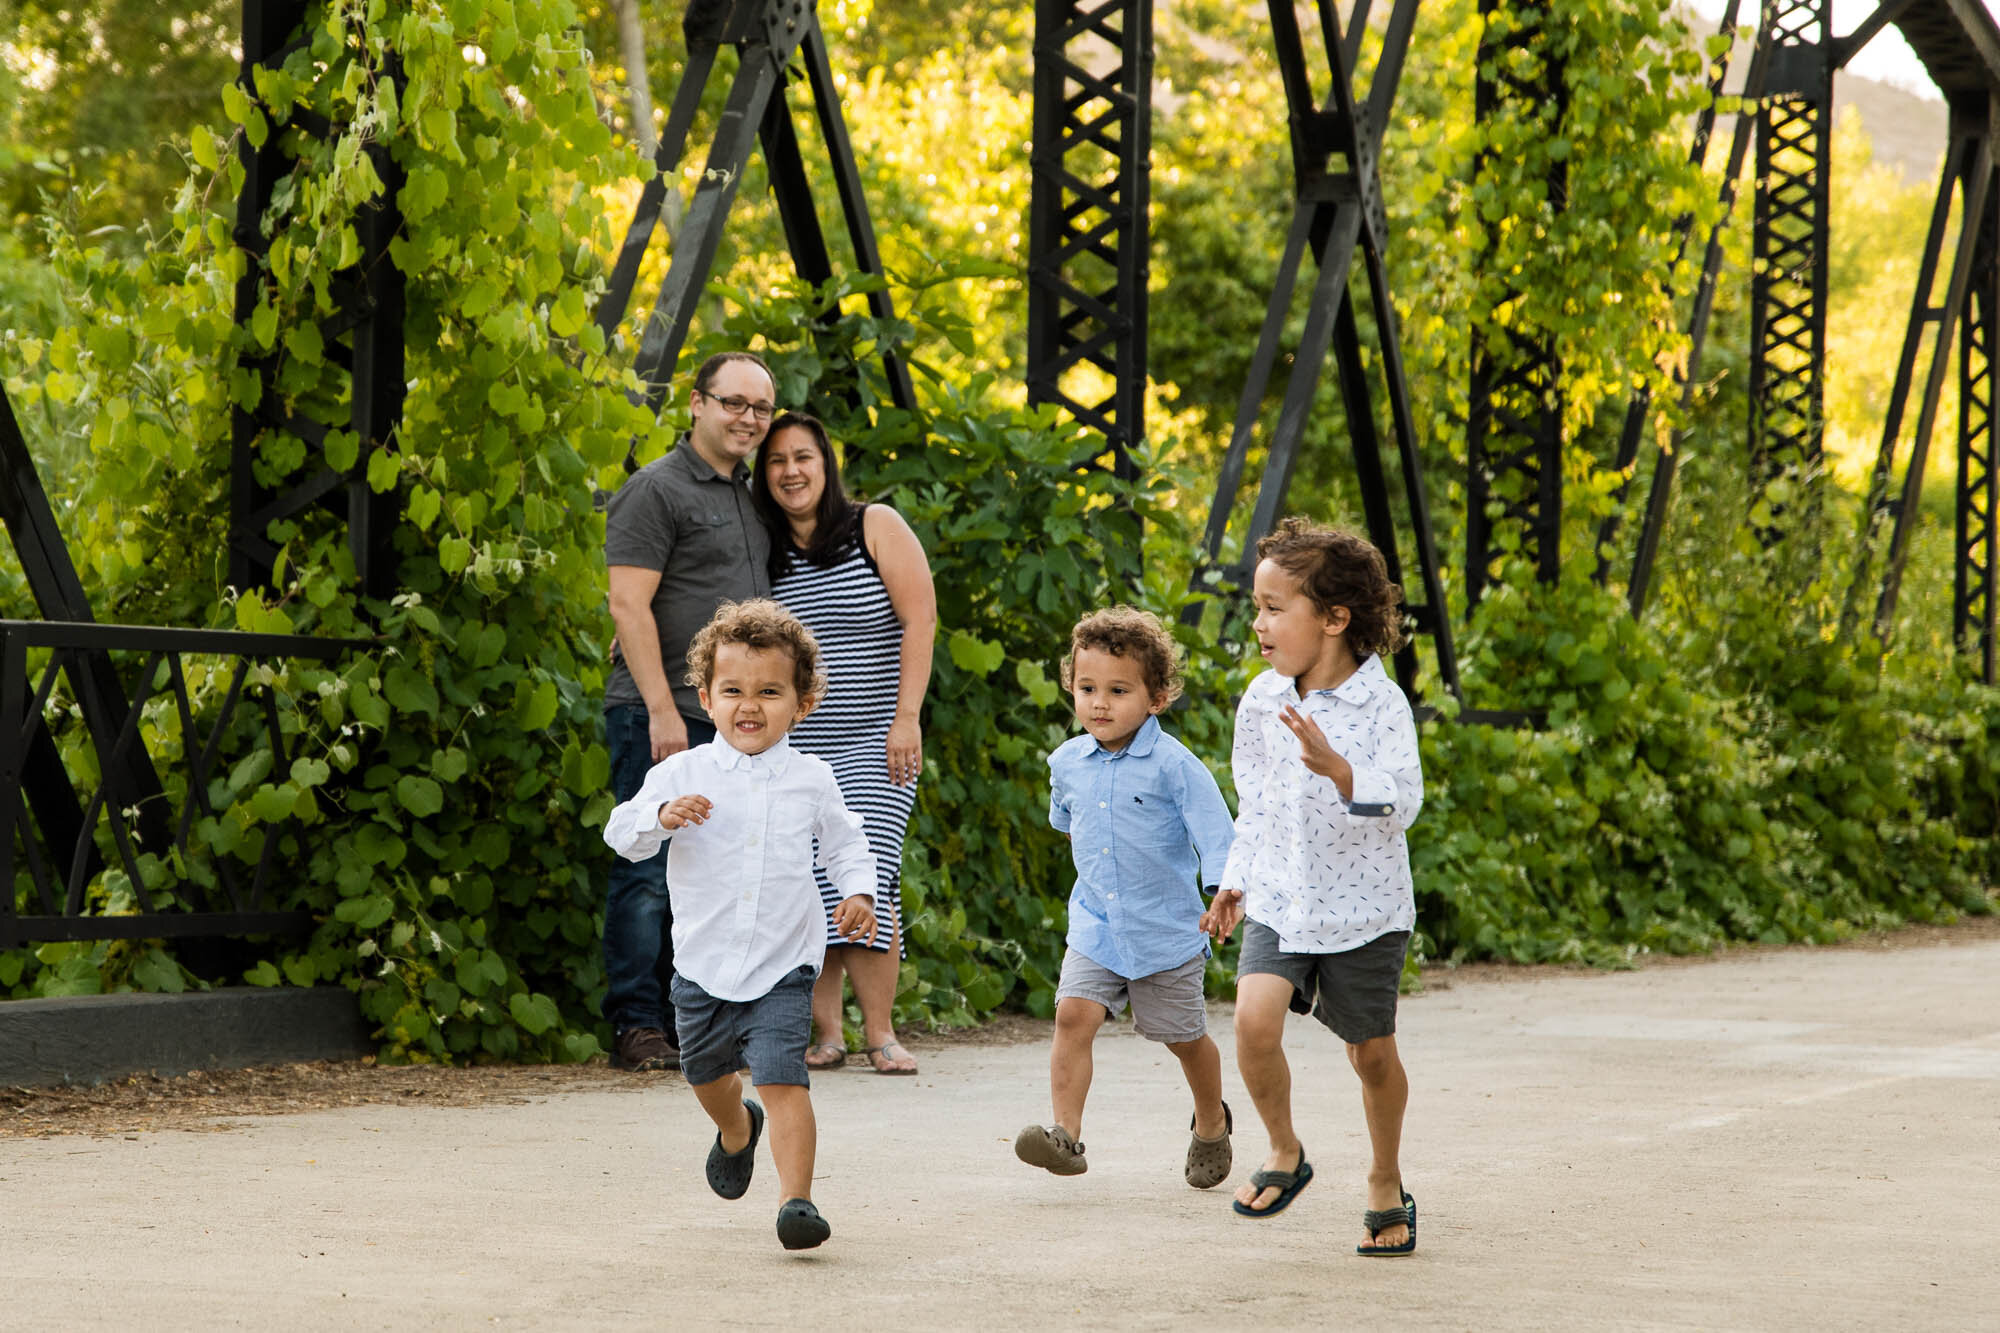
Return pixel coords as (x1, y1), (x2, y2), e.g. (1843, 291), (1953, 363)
(698, 391), (777, 421)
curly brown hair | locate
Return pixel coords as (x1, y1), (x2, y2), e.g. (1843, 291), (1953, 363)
(684, 599), (828, 702)
(1060, 606), (1184, 704)
(1255, 517), (1407, 660)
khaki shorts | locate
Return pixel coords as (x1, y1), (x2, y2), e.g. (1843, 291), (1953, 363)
(1055, 948), (1208, 1044)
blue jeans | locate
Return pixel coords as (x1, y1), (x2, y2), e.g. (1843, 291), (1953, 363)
(602, 705), (715, 1039)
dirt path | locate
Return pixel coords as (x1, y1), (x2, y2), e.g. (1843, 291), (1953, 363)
(5, 923), (1998, 1329)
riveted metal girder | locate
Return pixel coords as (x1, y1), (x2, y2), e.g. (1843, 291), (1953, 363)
(1192, 0), (1461, 713)
(1026, 0), (1153, 479)
(603, 1), (913, 433)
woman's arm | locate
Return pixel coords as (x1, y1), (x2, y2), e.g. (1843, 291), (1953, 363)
(864, 504), (938, 787)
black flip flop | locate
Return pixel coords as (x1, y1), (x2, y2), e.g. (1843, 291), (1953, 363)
(1357, 1189), (1416, 1256)
(1231, 1151), (1313, 1217)
(776, 1197), (831, 1250)
(705, 1099), (765, 1200)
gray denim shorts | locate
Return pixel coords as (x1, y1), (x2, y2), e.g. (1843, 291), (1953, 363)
(1055, 948), (1209, 1044)
(1236, 921), (1409, 1044)
(669, 965), (814, 1087)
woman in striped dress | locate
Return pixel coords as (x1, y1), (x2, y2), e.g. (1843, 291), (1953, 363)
(753, 413), (937, 1075)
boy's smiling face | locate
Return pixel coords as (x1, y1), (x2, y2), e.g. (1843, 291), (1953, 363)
(1070, 646), (1166, 753)
(699, 642), (812, 756)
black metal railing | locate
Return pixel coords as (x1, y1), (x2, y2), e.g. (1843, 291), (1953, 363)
(2, 619), (361, 949)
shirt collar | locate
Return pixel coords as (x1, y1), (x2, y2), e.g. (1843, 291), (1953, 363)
(709, 736), (794, 774)
(1300, 653), (1389, 705)
(1090, 713), (1162, 758)
(672, 434), (748, 485)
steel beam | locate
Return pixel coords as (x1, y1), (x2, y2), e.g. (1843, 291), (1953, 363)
(1, 619), (353, 948)
(616, 1), (912, 431)
(1465, 0), (1565, 609)
(1193, 0), (1460, 711)
(1862, 96), (1999, 647)
(1958, 146), (1999, 682)
(228, 1), (404, 597)
(1026, 0), (1152, 478)
(1749, 0), (1833, 526)
(1625, 25), (1771, 617)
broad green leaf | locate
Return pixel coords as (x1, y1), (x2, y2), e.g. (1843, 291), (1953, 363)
(396, 774), (445, 817)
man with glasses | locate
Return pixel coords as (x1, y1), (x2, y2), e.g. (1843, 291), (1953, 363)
(601, 350), (779, 1071)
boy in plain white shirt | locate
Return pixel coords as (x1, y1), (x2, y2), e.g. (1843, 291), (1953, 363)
(603, 599), (877, 1251)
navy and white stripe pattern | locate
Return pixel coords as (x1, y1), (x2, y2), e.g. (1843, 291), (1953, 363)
(1220, 656), (1424, 953)
(771, 507), (913, 954)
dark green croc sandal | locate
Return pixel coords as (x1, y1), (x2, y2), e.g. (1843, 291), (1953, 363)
(705, 1099), (764, 1200)
(776, 1197), (831, 1250)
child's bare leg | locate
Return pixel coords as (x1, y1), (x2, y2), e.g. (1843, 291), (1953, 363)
(1232, 974), (1302, 1211)
(1348, 1035), (1410, 1248)
(1050, 996), (1106, 1136)
(1164, 1033), (1228, 1139)
(758, 1083), (817, 1202)
(810, 952), (848, 1048)
(690, 1071), (754, 1150)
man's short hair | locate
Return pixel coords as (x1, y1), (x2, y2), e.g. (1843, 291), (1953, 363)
(1062, 606), (1184, 703)
(692, 351), (775, 397)
(685, 598), (827, 702)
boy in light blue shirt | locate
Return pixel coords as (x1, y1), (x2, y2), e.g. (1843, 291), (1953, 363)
(1014, 607), (1237, 1188)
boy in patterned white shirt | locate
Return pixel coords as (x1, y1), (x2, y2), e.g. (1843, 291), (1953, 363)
(603, 600), (878, 1252)
(1202, 517), (1425, 1255)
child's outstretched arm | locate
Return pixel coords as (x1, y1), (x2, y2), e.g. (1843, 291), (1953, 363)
(830, 894), (877, 943)
(1209, 688), (1263, 945)
(1200, 889), (1244, 943)
(656, 794), (712, 830)
(813, 775), (880, 938)
(603, 754), (695, 861)
(1278, 703), (1354, 797)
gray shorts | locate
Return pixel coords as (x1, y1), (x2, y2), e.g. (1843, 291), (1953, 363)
(669, 965), (814, 1087)
(1236, 921), (1409, 1044)
(1055, 948), (1209, 1044)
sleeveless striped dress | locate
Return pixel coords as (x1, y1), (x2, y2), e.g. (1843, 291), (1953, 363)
(771, 506), (913, 954)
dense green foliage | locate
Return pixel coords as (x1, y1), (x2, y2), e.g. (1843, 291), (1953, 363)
(2, 1), (1994, 1057)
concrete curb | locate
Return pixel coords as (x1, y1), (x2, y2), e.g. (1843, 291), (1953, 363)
(0, 986), (371, 1086)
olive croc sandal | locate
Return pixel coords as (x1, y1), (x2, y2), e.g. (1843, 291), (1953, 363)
(1014, 1123), (1088, 1175)
(1357, 1189), (1417, 1256)
(1184, 1102), (1234, 1189)
(704, 1099), (765, 1200)
(1231, 1151), (1313, 1218)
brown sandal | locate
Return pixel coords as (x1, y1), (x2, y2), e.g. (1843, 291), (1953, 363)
(804, 1042), (847, 1070)
(865, 1041), (918, 1075)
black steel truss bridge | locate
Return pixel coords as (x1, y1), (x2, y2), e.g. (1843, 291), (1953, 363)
(5, 0), (2000, 949)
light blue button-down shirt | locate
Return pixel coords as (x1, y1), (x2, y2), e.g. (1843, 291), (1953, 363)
(1048, 715), (1236, 980)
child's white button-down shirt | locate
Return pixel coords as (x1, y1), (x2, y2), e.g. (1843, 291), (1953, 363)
(602, 738), (875, 1002)
(1220, 656), (1424, 953)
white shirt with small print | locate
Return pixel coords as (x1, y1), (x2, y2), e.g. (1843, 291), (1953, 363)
(602, 738), (875, 1002)
(1220, 655), (1424, 953)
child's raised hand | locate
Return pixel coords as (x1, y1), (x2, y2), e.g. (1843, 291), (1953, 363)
(1278, 704), (1353, 792)
(657, 794), (713, 831)
(1201, 889), (1244, 944)
(831, 894), (877, 943)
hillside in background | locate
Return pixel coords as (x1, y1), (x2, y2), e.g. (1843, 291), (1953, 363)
(1835, 70), (1948, 180)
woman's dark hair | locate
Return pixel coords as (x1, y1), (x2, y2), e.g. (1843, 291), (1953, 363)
(751, 412), (862, 579)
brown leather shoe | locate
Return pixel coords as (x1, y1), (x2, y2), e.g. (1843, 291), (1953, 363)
(613, 1026), (680, 1071)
